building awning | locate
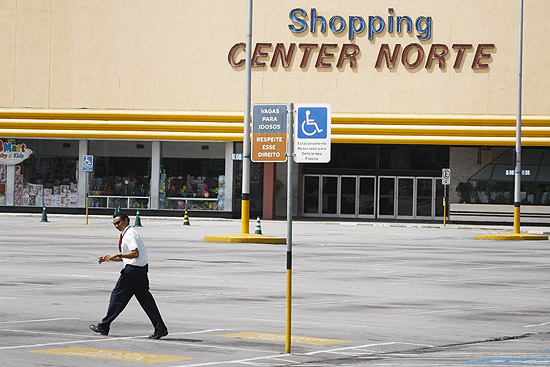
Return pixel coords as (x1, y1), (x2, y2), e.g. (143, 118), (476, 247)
(1, 108), (550, 146)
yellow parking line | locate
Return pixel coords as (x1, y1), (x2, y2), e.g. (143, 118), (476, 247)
(217, 331), (350, 346)
(31, 347), (193, 363)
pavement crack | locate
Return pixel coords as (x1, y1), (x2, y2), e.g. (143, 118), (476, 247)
(401, 332), (538, 354)
(296, 333), (545, 366)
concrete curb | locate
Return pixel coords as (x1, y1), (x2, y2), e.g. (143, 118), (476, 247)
(474, 233), (549, 240)
(204, 233), (286, 244)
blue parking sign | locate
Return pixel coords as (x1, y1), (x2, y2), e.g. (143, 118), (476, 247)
(294, 104), (331, 163)
(297, 107), (328, 139)
(83, 155), (94, 172)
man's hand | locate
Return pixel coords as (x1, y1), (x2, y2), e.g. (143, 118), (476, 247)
(98, 254), (120, 264)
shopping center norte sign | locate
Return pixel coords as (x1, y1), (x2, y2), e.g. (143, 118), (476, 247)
(228, 7), (495, 70)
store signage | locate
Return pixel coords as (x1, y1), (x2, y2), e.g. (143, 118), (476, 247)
(0, 140), (33, 165)
(288, 8), (432, 41)
(228, 7), (495, 71)
(505, 169), (531, 176)
(294, 104), (331, 163)
(252, 104), (288, 162)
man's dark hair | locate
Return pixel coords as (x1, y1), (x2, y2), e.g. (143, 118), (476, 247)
(113, 212), (130, 224)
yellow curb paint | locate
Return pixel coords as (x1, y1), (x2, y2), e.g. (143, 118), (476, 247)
(204, 233), (286, 244)
(475, 233), (548, 240)
(31, 347), (193, 363)
(216, 332), (350, 346)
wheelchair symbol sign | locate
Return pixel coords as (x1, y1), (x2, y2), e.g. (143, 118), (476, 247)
(297, 107), (328, 139)
(83, 155), (94, 172)
(294, 104), (331, 163)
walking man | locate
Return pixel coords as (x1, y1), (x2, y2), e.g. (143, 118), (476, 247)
(89, 212), (168, 339)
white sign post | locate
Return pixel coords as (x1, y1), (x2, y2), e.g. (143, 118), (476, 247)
(442, 168), (451, 226)
(83, 155), (94, 225)
(286, 103), (331, 353)
(442, 168), (451, 185)
(293, 104), (331, 163)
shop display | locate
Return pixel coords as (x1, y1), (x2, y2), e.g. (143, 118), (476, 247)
(217, 175), (225, 211)
(2, 141), (230, 212)
(14, 172), (78, 208)
(88, 176), (151, 209)
(0, 165), (6, 206)
(90, 176), (149, 197)
(162, 174), (222, 210)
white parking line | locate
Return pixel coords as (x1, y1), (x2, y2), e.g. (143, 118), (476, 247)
(0, 328), (232, 350)
(170, 354), (290, 367)
(0, 317), (78, 325)
(169, 342), (432, 367)
(304, 342), (398, 356)
(523, 321), (550, 328)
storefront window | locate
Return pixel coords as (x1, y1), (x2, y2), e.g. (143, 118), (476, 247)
(88, 141), (152, 209)
(160, 142), (225, 211)
(14, 139), (79, 207)
(0, 164), (6, 206)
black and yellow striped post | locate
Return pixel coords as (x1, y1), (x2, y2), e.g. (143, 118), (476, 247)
(183, 210), (190, 226)
(285, 103), (294, 354)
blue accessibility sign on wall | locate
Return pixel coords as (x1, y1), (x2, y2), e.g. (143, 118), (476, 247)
(83, 155), (94, 172)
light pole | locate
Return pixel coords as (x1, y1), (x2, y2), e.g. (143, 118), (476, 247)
(513, 0), (524, 234)
(242, 0), (253, 234)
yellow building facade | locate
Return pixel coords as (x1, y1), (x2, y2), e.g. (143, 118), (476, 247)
(1, 1), (549, 221)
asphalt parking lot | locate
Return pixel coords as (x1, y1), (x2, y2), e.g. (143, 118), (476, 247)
(1, 213), (550, 366)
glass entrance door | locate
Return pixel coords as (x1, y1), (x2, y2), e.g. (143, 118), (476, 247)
(416, 178), (434, 218)
(303, 174), (442, 220)
(321, 176), (338, 215)
(303, 175), (320, 215)
(397, 177), (414, 218)
(340, 176), (357, 216)
(378, 176), (396, 218)
(358, 176), (375, 217)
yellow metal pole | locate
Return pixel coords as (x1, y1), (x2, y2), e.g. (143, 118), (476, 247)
(241, 198), (250, 234)
(514, 205), (520, 234)
(286, 267), (292, 353)
(443, 200), (446, 227)
(86, 195), (89, 225)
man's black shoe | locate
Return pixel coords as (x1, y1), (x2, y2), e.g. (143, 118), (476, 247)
(89, 324), (108, 335)
(148, 330), (168, 339)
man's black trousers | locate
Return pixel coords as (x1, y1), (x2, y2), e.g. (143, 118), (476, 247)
(98, 264), (167, 334)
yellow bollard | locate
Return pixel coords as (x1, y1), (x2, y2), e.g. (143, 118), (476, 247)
(183, 210), (190, 226)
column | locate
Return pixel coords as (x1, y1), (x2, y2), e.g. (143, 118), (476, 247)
(150, 141), (161, 210)
(224, 142), (234, 212)
(77, 140), (88, 207)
